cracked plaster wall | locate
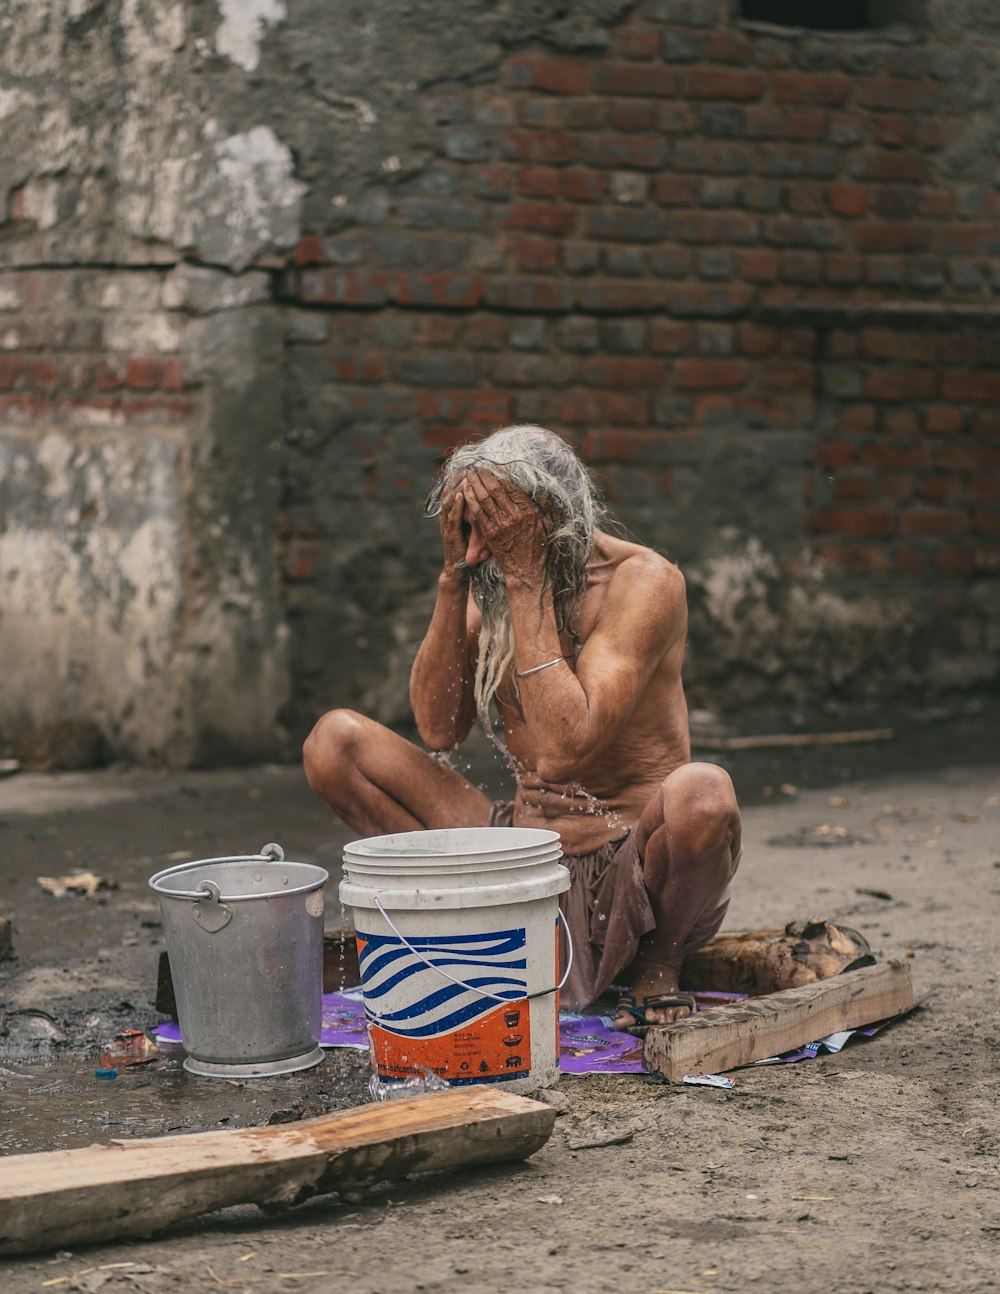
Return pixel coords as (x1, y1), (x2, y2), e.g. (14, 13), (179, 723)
(1, 0), (998, 764)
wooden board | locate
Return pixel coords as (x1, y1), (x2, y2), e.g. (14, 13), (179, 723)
(0, 916), (11, 960)
(643, 960), (914, 1081)
(0, 1087), (556, 1257)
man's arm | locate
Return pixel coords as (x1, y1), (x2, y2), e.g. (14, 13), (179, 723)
(409, 487), (478, 751)
(507, 555), (684, 783)
(461, 470), (683, 783)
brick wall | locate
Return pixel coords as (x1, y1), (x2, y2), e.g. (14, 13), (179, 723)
(278, 1), (1000, 731)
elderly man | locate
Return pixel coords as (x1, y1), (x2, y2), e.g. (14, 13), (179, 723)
(304, 425), (741, 1032)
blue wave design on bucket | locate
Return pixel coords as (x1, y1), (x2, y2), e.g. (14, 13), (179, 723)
(356, 928), (527, 1037)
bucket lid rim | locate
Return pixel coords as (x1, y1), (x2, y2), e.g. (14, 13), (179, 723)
(344, 826), (561, 858)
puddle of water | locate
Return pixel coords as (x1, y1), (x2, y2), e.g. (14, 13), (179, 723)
(0, 1047), (371, 1155)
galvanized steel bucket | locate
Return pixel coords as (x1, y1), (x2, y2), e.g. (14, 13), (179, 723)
(149, 844), (327, 1078)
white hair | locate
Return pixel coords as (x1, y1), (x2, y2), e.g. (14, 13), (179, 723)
(425, 425), (606, 721)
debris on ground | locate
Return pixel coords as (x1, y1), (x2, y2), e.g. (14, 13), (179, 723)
(36, 872), (119, 898)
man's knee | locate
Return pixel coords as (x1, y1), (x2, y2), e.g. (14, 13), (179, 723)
(661, 762), (739, 855)
(303, 708), (368, 789)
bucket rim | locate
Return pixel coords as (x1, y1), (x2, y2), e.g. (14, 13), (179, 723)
(149, 854), (328, 901)
(344, 826), (561, 859)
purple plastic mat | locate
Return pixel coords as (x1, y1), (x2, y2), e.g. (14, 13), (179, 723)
(149, 989), (910, 1077)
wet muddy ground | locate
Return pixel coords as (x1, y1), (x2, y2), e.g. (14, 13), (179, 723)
(1, 698), (998, 1292)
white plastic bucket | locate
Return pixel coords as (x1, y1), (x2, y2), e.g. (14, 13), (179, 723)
(340, 827), (571, 1093)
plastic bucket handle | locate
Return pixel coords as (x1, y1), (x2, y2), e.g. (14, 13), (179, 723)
(371, 893), (574, 1008)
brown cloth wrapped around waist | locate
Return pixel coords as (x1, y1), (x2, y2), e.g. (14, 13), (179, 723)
(488, 800), (732, 1010)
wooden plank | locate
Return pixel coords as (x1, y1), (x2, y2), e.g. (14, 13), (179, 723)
(0, 1087), (555, 1257)
(643, 960), (914, 1081)
(0, 916), (11, 960)
(691, 727), (893, 751)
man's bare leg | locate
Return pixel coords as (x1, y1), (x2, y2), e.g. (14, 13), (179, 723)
(303, 709), (493, 837)
(613, 761), (741, 1031)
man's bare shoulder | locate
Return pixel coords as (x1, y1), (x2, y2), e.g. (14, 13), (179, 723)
(594, 531), (686, 603)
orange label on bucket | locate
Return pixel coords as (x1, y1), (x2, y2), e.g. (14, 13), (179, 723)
(369, 999), (531, 1084)
(355, 926), (532, 1085)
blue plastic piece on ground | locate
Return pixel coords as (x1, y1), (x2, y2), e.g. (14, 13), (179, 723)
(95, 1067), (118, 1080)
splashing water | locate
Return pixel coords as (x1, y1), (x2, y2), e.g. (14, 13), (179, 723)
(368, 1066), (450, 1102)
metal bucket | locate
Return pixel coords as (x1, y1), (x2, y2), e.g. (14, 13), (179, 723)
(149, 843), (328, 1079)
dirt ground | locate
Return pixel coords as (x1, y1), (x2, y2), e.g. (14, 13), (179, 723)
(1, 700), (998, 1293)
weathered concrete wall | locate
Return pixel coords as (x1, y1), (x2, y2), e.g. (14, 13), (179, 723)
(1, 0), (998, 764)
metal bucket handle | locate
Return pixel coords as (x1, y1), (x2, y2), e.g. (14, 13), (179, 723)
(372, 894), (574, 1005)
(168, 843), (285, 935)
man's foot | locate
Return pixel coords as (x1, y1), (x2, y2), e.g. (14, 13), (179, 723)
(612, 990), (697, 1034)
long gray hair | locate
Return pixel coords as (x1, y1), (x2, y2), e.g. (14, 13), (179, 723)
(424, 425), (606, 719)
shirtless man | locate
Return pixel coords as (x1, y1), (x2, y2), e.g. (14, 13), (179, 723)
(304, 425), (741, 1031)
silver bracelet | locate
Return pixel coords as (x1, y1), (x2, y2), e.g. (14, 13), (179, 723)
(515, 654), (572, 678)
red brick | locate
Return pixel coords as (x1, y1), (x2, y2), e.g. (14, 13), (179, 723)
(583, 133), (667, 170)
(818, 441), (856, 469)
(584, 357), (667, 389)
(28, 358), (58, 390)
(328, 353), (385, 383)
(502, 202), (577, 235)
(126, 356), (160, 390)
(705, 31), (754, 64)
(161, 356), (185, 391)
(940, 371), (1000, 401)
(652, 175), (698, 206)
(827, 183), (868, 217)
(772, 72), (849, 107)
(825, 254), (864, 284)
(0, 354), (26, 389)
(973, 512), (1000, 535)
(839, 404), (876, 434)
(395, 275), (484, 308)
(813, 507), (895, 538)
(686, 68), (765, 101)
(970, 409), (1000, 437)
(292, 236), (326, 266)
(583, 430), (669, 462)
(594, 63), (678, 97)
(896, 545), (926, 573)
(900, 508), (970, 537)
(738, 249), (780, 281)
(860, 443), (929, 470)
(737, 323), (776, 355)
(649, 321), (694, 355)
(924, 404), (963, 435)
(879, 471), (917, 507)
(828, 331), (859, 360)
(560, 390), (604, 425)
(517, 166), (560, 198)
(676, 211), (759, 244)
(615, 27), (660, 60)
(855, 151), (925, 182)
(858, 79), (936, 113)
(921, 474), (962, 504)
(505, 57), (592, 96)
(119, 397), (195, 425)
(881, 407), (920, 437)
(875, 115), (912, 148)
(504, 131), (576, 164)
(576, 282), (667, 312)
(934, 547), (976, 575)
(835, 476), (872, 503)
(864, 369), (936, 401)
(560, 169), (606, 202)
(854, 222), (930, 252)
(93, 357), (127, 390)
(297, 270), (390, 306)
(919, 188), (955, 218)
(757, 361), (814, 392)
(932, 444), (1000, 471)
(515, 239), (558, 272)
(691, 394), (734, 425)
(968, 477), (1000, 506)
(609, 100), (658, 132)
(674, 359), (750, 391)
(854, 545), (892, 573)
(604, 392), (650, 425)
